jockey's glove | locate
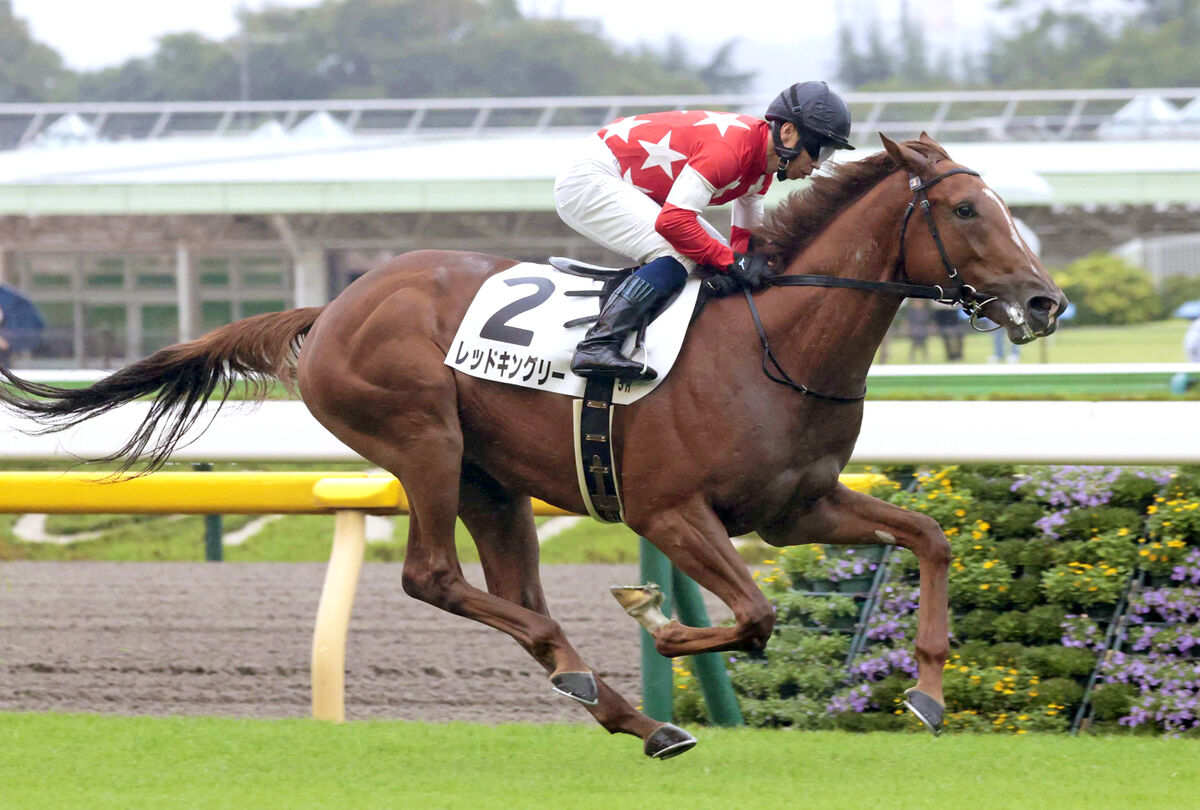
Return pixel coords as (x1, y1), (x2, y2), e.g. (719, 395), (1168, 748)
(726, 252), (774, 290)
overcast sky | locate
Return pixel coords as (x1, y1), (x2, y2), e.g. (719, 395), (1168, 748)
(11, 0), (1004, 97)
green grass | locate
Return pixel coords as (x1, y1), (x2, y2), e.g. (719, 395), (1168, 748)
(882, 318), (1191, 365)
(539, 519), (639, 563)
(1, 713), (1195, 809)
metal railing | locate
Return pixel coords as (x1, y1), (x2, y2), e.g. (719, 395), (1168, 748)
(4, 87), (1200, 150)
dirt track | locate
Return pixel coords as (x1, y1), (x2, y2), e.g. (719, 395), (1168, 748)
(0, 562), (727, 723)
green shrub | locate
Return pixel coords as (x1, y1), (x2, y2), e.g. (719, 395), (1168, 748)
(955, 609), (1000, 641)
(1056, 506), (1143, 541)
(989, 611), (1028, 643)
(1109, 472), (1161, 511)
(1051, 253), (1162, 325)
(1019, 645), (1097, 679)
(1025, 604), (1069, 644)
(1009, 575), (1043, 610)
(1090, 682), (1139, 722)
(1161, 273), (1200, 316)
(1033, 677), (1085, 710)
(992, 501), (1045, 539)
(1041, 561), (1127, 609)
(1017, 537), (1059, 571)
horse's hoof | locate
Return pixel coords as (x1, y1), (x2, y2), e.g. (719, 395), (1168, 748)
(550, 671), (598, 706)
(610, 584), (670, 632)
(644, 723), (697, 760)
(903, 688), (944, 736)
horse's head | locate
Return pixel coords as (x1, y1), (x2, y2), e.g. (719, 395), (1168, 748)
(880, 133), (1067, 343)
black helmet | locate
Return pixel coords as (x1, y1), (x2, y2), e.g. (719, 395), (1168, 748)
(765, 81), (854, 180)
(766, 81), (855, 149)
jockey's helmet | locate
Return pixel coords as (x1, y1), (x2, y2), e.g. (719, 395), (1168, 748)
(765, 81), (855, 178)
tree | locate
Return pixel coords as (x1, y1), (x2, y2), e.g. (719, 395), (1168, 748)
(0, 0), (67, 102)
(66, 0), (750, 101)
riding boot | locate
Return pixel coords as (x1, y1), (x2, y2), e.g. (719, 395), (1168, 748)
(571, 274), (667, 380)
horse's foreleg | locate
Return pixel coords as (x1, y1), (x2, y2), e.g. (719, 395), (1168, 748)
(628, 498), (776, 657)
(458, 465), (681, 756)
(765, 483), (951, 734)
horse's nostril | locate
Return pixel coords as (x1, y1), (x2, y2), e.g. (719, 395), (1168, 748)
(1029, 296), (1056, 315)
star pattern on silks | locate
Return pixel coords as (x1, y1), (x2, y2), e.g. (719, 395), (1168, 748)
(601, 116), (648, 144)
(622, 166), (652, 193)
(692, 111), (751, 137)
(637, 132), (688, 179)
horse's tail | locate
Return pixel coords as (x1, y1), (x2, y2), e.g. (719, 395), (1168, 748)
(0, 306), (325, 472)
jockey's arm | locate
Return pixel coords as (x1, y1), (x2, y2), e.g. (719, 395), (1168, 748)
(655, 164), (736, 270)
(730, 194), (765, 254)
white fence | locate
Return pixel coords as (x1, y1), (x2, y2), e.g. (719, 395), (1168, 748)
(1, 398), (1197, 466)
(5, 87), (1200, 149)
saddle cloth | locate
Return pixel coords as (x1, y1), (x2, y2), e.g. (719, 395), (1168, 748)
(444, 262), (702, 405)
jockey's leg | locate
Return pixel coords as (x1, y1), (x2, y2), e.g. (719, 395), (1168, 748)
(570, 256), (686, 380)
(555, 135), (705, 381)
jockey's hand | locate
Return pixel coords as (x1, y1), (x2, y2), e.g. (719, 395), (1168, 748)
(726, 252), (773, 290)
(702, 273), (742, 298)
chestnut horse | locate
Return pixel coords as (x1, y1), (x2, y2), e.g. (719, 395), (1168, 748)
(0, 134), (1064, 758)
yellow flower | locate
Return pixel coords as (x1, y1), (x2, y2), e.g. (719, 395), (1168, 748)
(1147, 505), (1158, 514)
(978, 521), (991, 531)
(980, 584), (990, 590)
(955, 509), (966, 517)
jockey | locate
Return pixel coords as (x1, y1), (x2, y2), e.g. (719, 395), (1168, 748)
(555, 80), (855, 380)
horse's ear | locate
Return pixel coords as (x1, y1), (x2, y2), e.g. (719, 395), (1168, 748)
(880, 133), (929, 173)
(917, 131), (951, 160)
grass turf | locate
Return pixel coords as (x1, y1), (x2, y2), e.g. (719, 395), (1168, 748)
(1, 713), (1196, 809)
(880, 317), (1191, 365)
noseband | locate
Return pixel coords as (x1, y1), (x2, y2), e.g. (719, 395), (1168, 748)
(740, 165), (998, 403)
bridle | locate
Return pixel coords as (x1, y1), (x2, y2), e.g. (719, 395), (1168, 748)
(738, 165), (999, 403)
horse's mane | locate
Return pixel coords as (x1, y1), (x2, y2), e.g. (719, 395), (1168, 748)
(753, 139), (950, 268)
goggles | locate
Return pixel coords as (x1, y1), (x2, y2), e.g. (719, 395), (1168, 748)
(805, 138), (837, 165)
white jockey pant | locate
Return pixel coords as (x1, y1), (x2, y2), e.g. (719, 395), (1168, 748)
(554, 134), (727, 272)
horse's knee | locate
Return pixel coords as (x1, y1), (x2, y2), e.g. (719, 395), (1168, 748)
(740, 599), (776, 650)
(401, 562), (464, 613)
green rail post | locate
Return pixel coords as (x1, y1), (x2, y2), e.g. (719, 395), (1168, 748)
(671, 566), (745, 727)
(192, 462), (224, 562)
(638, 536), (675, 722)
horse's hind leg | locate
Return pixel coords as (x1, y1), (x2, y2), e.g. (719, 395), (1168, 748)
(457, 465), (694, 759)
(321, 369), (609, 709)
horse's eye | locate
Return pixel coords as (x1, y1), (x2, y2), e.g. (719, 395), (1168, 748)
(955, 203), (976, 219)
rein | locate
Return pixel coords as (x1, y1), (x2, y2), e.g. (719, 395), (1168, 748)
(743, 166), (990, 403)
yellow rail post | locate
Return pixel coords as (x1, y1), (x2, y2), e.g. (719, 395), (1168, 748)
(309, 476), (405, 722)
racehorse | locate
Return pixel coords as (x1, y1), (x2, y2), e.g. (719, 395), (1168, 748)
(0, 134), (1065, 758)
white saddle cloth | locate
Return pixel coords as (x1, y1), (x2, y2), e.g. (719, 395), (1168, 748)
(444, 262), (701, 404)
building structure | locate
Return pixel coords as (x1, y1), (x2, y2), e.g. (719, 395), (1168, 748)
(2, 89), (1199, 367)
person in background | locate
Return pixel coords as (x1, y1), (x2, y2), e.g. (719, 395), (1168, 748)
(0, 304), (10, 368)
(906, 299), (931, 362)
(991, 323), (1020, 363)
(1176, 314), (1200, 393)
(932, 304), (965, 362)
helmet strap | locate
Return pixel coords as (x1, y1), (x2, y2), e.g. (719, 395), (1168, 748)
(771, 120), (803, 181)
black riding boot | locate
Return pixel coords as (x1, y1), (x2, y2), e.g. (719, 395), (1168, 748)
(571, 275), (667, 380)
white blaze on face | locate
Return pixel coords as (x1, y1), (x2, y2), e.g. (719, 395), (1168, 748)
(981, 187), (1050, 285)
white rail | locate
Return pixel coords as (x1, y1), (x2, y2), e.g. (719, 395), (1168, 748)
(0, 399), (1196, 465)
(4, 87), (1200, 149)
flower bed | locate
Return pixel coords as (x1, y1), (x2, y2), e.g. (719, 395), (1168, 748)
(674, 465), (1200, 736)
